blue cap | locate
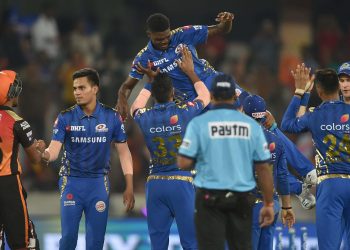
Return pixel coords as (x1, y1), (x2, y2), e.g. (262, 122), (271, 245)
(338, 62), (350, 76)
(211, 73), (236, 99)
(242, 95), (267, 119)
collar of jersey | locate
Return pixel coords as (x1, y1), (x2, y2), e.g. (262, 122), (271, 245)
(76, 102), (102, 119)
(153, 101), (176, 110)
(320, 100), (343, 106)
(0, 105), (14, 111)
(211, 103), (237, 110)
(147, 38), (175, 56)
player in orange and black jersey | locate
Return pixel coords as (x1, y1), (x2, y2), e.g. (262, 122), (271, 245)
(0, 70), (41, 250)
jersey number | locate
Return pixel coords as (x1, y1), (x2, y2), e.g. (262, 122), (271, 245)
(152, 134), (182, 158)
(323, 134), (350, 160)
(0, 136), (3, 164)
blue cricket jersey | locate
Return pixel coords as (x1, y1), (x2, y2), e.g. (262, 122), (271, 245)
(52, 102), (126, 177)
(179, 104), (271, 192)
(133, 100), (204, 175)
(130, 25), (216, 101)
(254, 128), (289, 200)
(271, 127), (314, 176)
(281, 97), (350, 176)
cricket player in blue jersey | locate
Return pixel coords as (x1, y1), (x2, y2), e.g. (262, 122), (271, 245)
(243, 95), (295, 250)
(130, 46), (210, 250)
(117, 12), (245, 120)
(36, 68), (135, 250)
(281, 65), (350, 250)
(338, 61), (350, 105)
(177, 73), (275, 250)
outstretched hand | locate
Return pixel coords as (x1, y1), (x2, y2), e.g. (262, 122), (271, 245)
(135, 61), (160, 82)
(291, 63), (315, 91)
(176, 46), (194, 75)
(215, 12), (234, 23)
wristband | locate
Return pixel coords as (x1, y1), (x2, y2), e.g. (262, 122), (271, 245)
(300, 92), (310, 106)
(295, 88), (305, 96)
(282, 206), (292, 210)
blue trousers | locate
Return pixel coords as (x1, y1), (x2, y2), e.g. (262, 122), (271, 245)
(59, 176), (109, 250)
(252, 199), (279, 250)
(146, 177), (197, 250)
(316, 178), (350, 250)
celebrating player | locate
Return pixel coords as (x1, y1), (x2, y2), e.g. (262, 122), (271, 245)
(281, 66), (350, 250)
(130, 46), (210, 250)
(117, 11), (238, 120)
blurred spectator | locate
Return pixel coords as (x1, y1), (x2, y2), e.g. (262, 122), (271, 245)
(31, 3), (60, 60)
(251, 19), (281, 73)
(69, 18), (102, 65)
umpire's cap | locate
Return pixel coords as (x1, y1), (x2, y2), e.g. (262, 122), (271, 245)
(211, 73), (236, 99)
(0, 70), (22, 105)
(242, 95), (267, 120)
(338, 62), (350, 76)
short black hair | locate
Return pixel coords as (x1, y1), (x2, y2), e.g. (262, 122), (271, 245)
(72, 68), (100, 86)
(146, 13), (170, 32)
(315, 69), (339, 95)
(151, 73), (173, 103)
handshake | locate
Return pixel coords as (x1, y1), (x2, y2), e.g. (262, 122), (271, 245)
(35, 139), (49, 165)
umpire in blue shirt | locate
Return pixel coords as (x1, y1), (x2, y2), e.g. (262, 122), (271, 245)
(177, 74), (274, 250)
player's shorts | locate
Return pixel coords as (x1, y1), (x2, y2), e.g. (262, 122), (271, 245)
(0, 174), (30, 249)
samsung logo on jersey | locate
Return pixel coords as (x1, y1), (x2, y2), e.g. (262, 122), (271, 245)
(150, 125), (181, 134)
(209, 122), (250, 139)
(320, 123), (350, 131)
(71, 136), (107, 143)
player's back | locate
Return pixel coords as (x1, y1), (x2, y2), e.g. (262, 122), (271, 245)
(0, 106), (32, 176)
(308, 101), (350, 175)
(134, 101), (202, 175)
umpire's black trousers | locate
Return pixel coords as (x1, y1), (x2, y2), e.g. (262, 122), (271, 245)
(195, 188), (255, 250)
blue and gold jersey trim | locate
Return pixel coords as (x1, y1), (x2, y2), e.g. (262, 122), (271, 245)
(147, 175), (193, 183)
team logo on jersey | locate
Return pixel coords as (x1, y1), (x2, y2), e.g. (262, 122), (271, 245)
(175, 44), (187, 54)
(66, 193), (73, 200)
(341, 114), (349, 123)
(20, 121), (30, 130)
(170, 115), (178, 125)
(64, 194), (75, 206)
(269, 142), (275, 152)
(95, 123), (108, 132)
(95, 201), (106, 212)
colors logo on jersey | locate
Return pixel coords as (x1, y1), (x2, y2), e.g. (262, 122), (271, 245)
(175, 44), (188, 54)
(341, 114), (349, 123)
(170, 115), (178, 125)
(95, 201), (106, 212)
(320, 114), (350, 131)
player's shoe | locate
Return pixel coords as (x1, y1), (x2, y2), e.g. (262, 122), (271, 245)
(304, 169), (317, 185)
(296, 183), (316, 210)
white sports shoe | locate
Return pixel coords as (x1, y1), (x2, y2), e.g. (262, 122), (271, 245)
(296, 183), (316, 210)
(304, 169), (317, 185)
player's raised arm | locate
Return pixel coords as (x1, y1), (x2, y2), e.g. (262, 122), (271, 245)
(176, 46), (210, 107)
(208, 11), (234, 37)
(117, 76), (140, 120)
